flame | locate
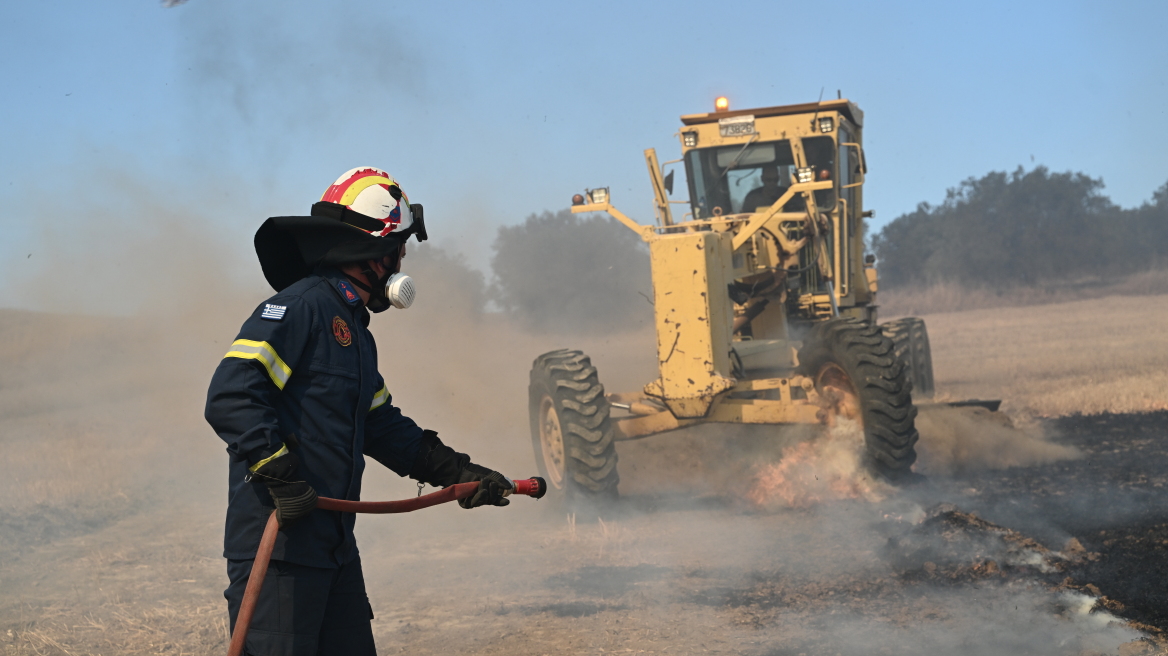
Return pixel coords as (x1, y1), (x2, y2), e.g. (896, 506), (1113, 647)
(745, 418), (890, 509)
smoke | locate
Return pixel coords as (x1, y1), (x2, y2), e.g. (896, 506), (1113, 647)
(356, 471), (1146, 656)
(746, 419), (891, 509)
(1, 166), (258, 315)
(0, 5), (1155, 656)
(178, 0), (428, 138)
(914, 405), (1083, 476)
(0, 204), (1151, 655)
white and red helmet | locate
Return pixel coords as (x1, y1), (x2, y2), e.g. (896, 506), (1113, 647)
(319, 167), (426, 241)
(255, 166), (427, 293)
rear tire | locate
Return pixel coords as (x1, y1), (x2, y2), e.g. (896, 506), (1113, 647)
(528, 349), (619, 501)
(798, 318), (919, 481)
(880, 317), (935, 398)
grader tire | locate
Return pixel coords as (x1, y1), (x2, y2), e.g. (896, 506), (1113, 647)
(798, 318), (919, 481)
(881, 317), (935, 398)
(528, 349), (619, 500)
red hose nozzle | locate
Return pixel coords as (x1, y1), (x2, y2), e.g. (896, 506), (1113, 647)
(509, 477), (547, 499)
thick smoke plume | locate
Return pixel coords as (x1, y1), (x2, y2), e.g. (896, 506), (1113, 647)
(914, 405), (1082, 475)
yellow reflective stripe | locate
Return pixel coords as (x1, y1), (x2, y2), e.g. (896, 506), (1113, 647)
(224, 339), (293, 390)
(249, 444), (288, 472)
(370, 384), (390, 412)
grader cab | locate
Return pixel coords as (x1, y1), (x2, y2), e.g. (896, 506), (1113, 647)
(529, 98), (937, 500)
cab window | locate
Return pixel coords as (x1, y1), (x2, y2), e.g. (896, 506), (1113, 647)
(802, 136), (837, 212)
(684, 140), (796, 218)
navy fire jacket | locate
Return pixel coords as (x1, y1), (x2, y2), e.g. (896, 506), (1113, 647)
(205, 267), (425, 568)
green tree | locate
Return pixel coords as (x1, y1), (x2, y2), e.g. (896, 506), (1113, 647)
(491, 209), (651, 332)
(1127, 181), (1168, 268)
(872, 167), (1140, 288)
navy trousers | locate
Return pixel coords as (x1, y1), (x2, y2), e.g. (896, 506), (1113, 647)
(225, 556), (377, 656)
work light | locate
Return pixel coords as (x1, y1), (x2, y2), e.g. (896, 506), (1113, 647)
(818, 116), (834, 133)
(682, 131), (698, 147)
(796, 167), (815, 184)
(588, 187), (609, 204)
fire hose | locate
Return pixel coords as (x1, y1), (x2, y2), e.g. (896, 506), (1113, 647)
(227, 477), (546, 656)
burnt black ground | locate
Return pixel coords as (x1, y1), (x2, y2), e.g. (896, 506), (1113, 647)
(918, 411), (1168, 632)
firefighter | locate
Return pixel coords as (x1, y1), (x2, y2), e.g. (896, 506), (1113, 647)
(205, 167), (511, 655)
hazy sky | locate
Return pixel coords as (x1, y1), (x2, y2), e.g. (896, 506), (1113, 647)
(1, 0), (1165, 292)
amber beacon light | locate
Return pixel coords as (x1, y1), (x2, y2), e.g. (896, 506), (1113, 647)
(714, 96), (730, 112)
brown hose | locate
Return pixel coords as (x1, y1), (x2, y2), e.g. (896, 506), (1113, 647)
(226, 481), (483, 656)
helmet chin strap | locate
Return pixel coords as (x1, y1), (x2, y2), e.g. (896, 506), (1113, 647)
(345, 263), (393, 313)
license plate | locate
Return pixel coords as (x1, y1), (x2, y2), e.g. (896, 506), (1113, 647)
(719, 115), (755, 137)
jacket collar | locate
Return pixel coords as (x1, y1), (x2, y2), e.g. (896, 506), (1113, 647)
(317, 266), (371, 326)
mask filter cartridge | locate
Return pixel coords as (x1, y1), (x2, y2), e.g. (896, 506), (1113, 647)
(384, 273), (416, 309)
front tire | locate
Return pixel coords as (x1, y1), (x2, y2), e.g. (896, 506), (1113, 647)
(798, 319), (919, 481)
(880, 317), (935, 398)
(528, 349), (619, 500)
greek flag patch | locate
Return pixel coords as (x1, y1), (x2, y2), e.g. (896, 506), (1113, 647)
(261, 304), (287, 321)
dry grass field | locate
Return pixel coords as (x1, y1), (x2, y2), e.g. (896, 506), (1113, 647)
(902, 293), (1168, 416)
(1, 290), (1166, 655)
(879, 269), (1168, 317)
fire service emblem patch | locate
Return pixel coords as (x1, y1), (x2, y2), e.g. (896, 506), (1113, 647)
(332, 316), (352, 347)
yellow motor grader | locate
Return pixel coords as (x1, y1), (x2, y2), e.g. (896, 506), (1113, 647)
(528, 97), (943, 500)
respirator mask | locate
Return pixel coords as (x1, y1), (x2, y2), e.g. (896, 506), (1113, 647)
(348, 260), (416, 313)
(383, 272), (416, 309)
(347, 269), (415, 312)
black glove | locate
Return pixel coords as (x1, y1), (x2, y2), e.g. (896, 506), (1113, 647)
(457, 464), (513, 509)
(409, 430), (512, 509)
(250, 448), (318, 529)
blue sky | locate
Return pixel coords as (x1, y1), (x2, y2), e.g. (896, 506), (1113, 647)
(1, 0), (1165, 305)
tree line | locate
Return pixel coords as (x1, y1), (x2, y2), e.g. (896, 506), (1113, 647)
(871, 167), (1168, 289)
(409, 209), (652, 333)
(414, 166), (1166, 332)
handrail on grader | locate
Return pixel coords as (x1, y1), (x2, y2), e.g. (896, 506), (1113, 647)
(570, 178), (834, 248)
